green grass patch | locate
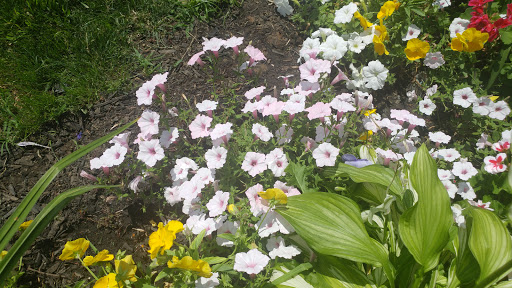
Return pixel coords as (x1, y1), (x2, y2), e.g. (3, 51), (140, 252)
(0, 0), (242, 153)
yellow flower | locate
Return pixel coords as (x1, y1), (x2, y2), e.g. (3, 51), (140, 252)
(404, 38), (430, 60)
(373, 35), (389, 55)
(377, 1), (400, 19)
(358, 130), (373, 141)
(451, 28), (488, 52)
(227, 204), (238, 214)
(1, 250), (8, 261)
(364, 109), (377, 116)
(83, 250), (114, 266)
(19, 220), (33, 231)
(148, 220), (184, 259)
(258, 188), (288, 204)
(114, 255), (137, 282)
(353, 11), (373, 30)
(489, 95), (499, 102)
(93, 273), (122, 288)
(167, 256), (212, 278)
(59, 238), (90, 261)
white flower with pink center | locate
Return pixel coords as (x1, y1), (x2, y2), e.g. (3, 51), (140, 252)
(178, 179), (205, 200)
(484, 153), (507, 174)
(429, 131), (450, 148)
(241, 152), (267, 177)
(312, 142), (340, 167)
(256, 211), (294, 238)
(375, 148), (402, 166)
(159, 128), (179, 148)
(109, 132), (131, 149)
(453, 87), (477, 108)
(266, 148), (288, 177)
(137, 139), (164, 167)
(452, 160), (478, 181)
(488, 100), (511, 120)
(256, 96), (278, 113)
(191, 167), (214, 186)
(274, 181), (301, 196)
(245, 183), (267, 217)
(468, 200), (493, 211)
(189, 114), (212, 139)
(202, 37), (226, 56)
(262, 101), (285, 121)
(136, 81), (156, 106)
(437, 148), (461, 162)
(196, 100), (218, 117)
(476, 133), (492, 150)
(206, 191), (230, 217)
(419, 98), (436, 115)
(210, 122), (233, 145)
(138, 110), (160, 135)
(234, 249), (270, 275)
(266, 236), (301, 259)
(438, 169), (454, 181)
(223, 36), (244, 54)
(245, 86), (266, 100)
(402, 24), (421, 41)
(244, 45), (266, 66)
(205, 146), (228, 169)
(442, 180), (458, 199)
(457, 182), (476, 200)
(101, 144), (128, 167)
(305, 102), (332, 120)
(252, 123), (273, 142)
(163, 187), (181, 206)
(299, 58), (331, 82)
(189, 214), (218, 236)
(150, 72), (168, 92)
(472, 97), (492, 116)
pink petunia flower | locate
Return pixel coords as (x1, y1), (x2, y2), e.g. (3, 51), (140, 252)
(312, 142), (339, 167)
(265, 148), (288, 177)
(233, 249), (270, 275)
(305, 102), (332, 121)
(468, 200), (494, 211)
(163, 186), (181, 206)
(252, 123), (273, 142)
(244, 45), (266, 66)
(188, 51), (206, 66)
(241, 152), (267, 177)
(160, 128), (179, 148)
(138, 110), (160, 135)
(429, 131), (451, 148)
(150, 72), (168, 92)
(453, 87), (477, 108)
(109, 132), (131, 149)
(472, 97), (492, 116)
(210, 122), (233, 146)
(189, 114), (212, 139)
(137, 139), (165, 167)
(262, 101), (285, 122)
(205, 146), (228, 169)
(136, 81), (156, 106)
(245, 183), (266, 216)
(245, 86), (266, 101)
(223, 36), (244, 55)
(101, 144), (128, 167)
(299, 58), (331, 82)
(196, 100), (218, 117)
(202, 37), (226, 57)
(488, 101), (511, 120)
(266, 236), (301, 259)
(437, 148), (461, 162)
(206, 190), (230, 217)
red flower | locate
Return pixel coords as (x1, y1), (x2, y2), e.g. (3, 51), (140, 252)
(508, 3), (512, 18)
(468, 0), (493, 7)
(495, 18), (512, 29)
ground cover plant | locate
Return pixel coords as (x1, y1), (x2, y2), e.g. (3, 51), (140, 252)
(1, 0), (512, 287)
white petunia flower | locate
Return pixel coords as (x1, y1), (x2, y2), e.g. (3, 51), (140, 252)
(363, 60), (388, 90)
(452, 160), (478, 181)
(266, 236), (301, 259)
(449, 18), (470, 38)
(334, 3), (358, 24)
(453, 87), (477, 108)
(312, 142), (340, 167)
(234, 249), (270, 275)
(402, 24), (421, 41)
(419, 98), (436, 115)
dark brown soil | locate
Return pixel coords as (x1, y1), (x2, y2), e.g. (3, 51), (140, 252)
(0, 1), (303, 286)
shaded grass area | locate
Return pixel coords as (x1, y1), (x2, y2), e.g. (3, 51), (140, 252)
(0, 0), (241, 153)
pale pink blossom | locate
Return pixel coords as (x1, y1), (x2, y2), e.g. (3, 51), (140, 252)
(419, 98), (436, 115)
(188, 51), (205, 66)
(176, 157), (199, 170)
(109, 132), (131, 149)
(484, 153), (507, 174)
(257, 96), (278, 113)
(136, 81), (156, 106)
(468, 200), (494, 211)
(245, 86), (266, 100)
(160, 128), (179, 148)
(205, 146), (228, 169)
(189, 114), (212, 139)
(476, 133), (492, 149)
(191, 168), (214, 186)
(202, 37), (226, 57)
(196, 100), (218, 117)
(375, 148), (402, 166)
(80, 170), (97, 182)
(266, 148), (288, 177)
(210, 122), (233, 145)
(252, 123), (273, 142)
(442, 180), (458, 199)
(138, 110), (160, 135)
(245, 183), (266, 216)
(488, 101), (511, 120)
(137, 139), (164, 167)
(234, 249), (270, 275)
(262, 101), (285, 122)
(244, 45), (266, 66)
(472, 97), (492, 116)
(429, 131), (450, 148)
(206, 191), (230, 217)
(305, 102), (332, 121)
(178, 179), (205, 200)
(424, 52), (445, 69)
(164, 187), (181, 205)
(256, 211), (294, 237)
(452, 160), (478, 181)
(241, 152), (267, 177)
(195, 272), (220, 288)
(457, 182), (476, 200)
(312, 142), (339, 167)
(275, 124), (293, 145)
(223, 36), (244, 54)
(274, 181), (301, 196)
(101, 144), (128, 167)
(128, 175), (144, 193)
(437, 148), (461, 162)
(242, 101), (260, 119)
(190, 214), (218, 236)
(299, 58), (331, 82)
(438, 169), (454, 181)
(266, 236), (301, 259)
(150, 72), (168, 92)
(295, 81), (320, 97)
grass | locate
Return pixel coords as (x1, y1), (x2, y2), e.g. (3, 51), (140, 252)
(0, 0), (242, 154)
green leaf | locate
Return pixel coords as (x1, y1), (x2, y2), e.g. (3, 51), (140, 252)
(277, 193), (395, 286)
(398, 144), (453, 272)
(202, 257), (228, 265)
(270, 263), (313, 286)
(216, 233), (236, 241)
(154, 268), (171, 282)
(411, 8), (425, 16)
(324, 163), (403, 197)
(314, 255), (377, 288)
(284, 161), (317, 193)
(190, 229), (206, 250)
(0, 185), (119, 285)
(500, 26), (512, 45)
(468, 207), (512, 287)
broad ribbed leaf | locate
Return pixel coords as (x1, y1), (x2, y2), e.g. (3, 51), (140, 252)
(469, 207), (512, 287)
(398, 144), (453, 272)
(277, 193), (395, 285)
(314, 255), (377, 288)
(324, 163), (403, 197)
(456, 224), (479, 286)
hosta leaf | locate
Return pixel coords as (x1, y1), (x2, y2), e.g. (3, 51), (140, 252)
(314, 255), (377, 288)
(277, 193), (395, 286)
(468, 207), (512, 286)
(324, 163), (403, 197)
(398, 144), (453, 272)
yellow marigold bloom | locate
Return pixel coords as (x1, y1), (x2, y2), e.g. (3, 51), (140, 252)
(148, 220), (184, 259)
(83, 250), (114, 266)
(373, 35), (389, 55)
(167, 256), (212, 278)
(19, 220), (33, 231)
(59, 238), (90, 261)
(404, 38), (430, 60)
(93, 273), (122, 288)
(377, 1), (400, 19)
(258, 188), (288, 204)
(451, 28), (488, 52)
(115, 255), (137, 282)
(0, 250), (7, 261)
(353, 11), (373, 30)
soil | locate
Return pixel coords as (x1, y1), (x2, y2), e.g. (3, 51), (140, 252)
(0, 1), (425, 286)
(0, 1), (304, 286)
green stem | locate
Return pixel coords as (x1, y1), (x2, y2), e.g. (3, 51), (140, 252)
(78, 257), (98, 281)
